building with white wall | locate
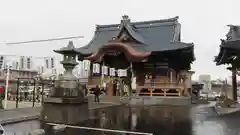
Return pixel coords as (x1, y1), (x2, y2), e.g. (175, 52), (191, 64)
(199, 74), (212, 92)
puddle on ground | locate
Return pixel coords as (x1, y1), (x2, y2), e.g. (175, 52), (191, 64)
(3, 105), (240, 135)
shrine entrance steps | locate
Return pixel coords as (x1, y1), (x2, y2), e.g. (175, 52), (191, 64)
(128, 96), (191, 106)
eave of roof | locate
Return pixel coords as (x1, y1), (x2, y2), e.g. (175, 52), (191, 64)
(215, 41), (240, 65)
(54, 41), (79, 54)
(215, 25), (240, 65)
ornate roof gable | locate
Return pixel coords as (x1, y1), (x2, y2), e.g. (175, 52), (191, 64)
(117, 15), (146, 44)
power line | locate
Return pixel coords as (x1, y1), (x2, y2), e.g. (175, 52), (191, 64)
(6, 36), (84, 45)
(0, 54), (54, 59)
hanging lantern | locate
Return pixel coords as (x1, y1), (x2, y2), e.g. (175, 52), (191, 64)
(101, 65), (104, 75)
(109, 68), (113, 76)
(93, 63), (96, 73)
(112, 68), (116, 76)
(93, 63), (97, 73)
(82, 60), (90, 71)
(104, 66), (108, 75)
(117, 69), (127, 77)
(93, 63), (100, 74)
(117, 69), (122, 77)
(110, 68), (116, 76)
(101, 65), (108, 75)
(96, 63), (100, 74)
(122, 69), (127, 77)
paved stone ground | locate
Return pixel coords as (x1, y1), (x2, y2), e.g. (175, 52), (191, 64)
(0, 96), (122, 125)
(0, 107), (41, 125)
(2, 100), (42, 110)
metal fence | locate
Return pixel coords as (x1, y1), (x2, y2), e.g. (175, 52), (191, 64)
(7, 78), (55, 109)
(6, 78), (87, 109)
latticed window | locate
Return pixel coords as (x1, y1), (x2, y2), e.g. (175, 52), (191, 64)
(51, 57), (54, 68)
(46, 59), (49, 69)
(83, 60), (90, 71)
(102, 66), (108, 75)
(93, 63), (100, 73)
(0, 56), (4, 69)
(20, 56), (24, 69)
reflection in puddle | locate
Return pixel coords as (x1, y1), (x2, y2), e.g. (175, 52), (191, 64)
(66, 105), (192, 135)
(131, 113), (137, 130)
(4, 104), (240, 135)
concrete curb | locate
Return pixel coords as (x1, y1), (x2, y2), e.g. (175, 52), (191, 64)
(0, 107), (42, 112)
(0, 115), (40, 125)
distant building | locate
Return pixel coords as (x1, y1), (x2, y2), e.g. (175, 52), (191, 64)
(199, 75), (211, 92)
(0, 69), (38, 93)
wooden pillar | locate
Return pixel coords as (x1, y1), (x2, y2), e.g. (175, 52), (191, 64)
(178, 89), (181, 96)
(232, 69), (238, 101)
(162, 88), (166, 96)
(170, 69), (173, 83)
(101, 62), (105, 86)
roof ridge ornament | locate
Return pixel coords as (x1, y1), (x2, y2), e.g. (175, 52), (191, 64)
(122, 15), (130, 21)
(108, 37), (120, 43)
(53, 40), (79, 54)
(220, 39), (225, 45)
(226, 25), (240, 41)
(227, 25), (239, 31)
(67, 41), (75, 49)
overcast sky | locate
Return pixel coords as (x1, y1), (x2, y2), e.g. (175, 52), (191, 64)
(0, 0), (239, 80)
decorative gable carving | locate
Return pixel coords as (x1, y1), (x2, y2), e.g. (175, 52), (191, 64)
(118, 30), (134, 42)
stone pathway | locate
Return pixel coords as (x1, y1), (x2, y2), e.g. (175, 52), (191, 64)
(0, 107), (41, 125)
(2, 100), (42, 110)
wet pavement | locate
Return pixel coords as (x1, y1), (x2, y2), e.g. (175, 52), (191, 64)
(3, 102), (240, 135)
(192, 103), (240, 135)
(3, 120), (40, 135)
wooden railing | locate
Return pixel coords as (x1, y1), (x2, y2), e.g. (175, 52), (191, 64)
(139, 92), (180, 96)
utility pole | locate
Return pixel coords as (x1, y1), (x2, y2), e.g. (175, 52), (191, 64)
(4, 64), (11, 109)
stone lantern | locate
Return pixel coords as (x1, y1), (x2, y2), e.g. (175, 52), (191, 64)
(55, 41), (78, 80)
(52, 41), (83, 97)
(42, 41), (88, 126)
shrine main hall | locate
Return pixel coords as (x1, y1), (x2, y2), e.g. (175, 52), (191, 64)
(77, 15), (195, 97)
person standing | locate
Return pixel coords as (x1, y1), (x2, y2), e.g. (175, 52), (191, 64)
(94, 85), (101, 102)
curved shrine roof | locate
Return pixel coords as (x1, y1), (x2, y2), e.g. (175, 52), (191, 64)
(215, 25), (240, 65)
(77, 15), (194, 56)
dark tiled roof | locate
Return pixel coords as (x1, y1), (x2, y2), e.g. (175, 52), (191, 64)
(220, 25), (240, 49)
(54, 41), (79, 54)
(215, 25), (240, 65)
(77, 16), (193, 55)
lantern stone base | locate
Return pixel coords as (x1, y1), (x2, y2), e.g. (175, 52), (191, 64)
(41, 97), (89, 125)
